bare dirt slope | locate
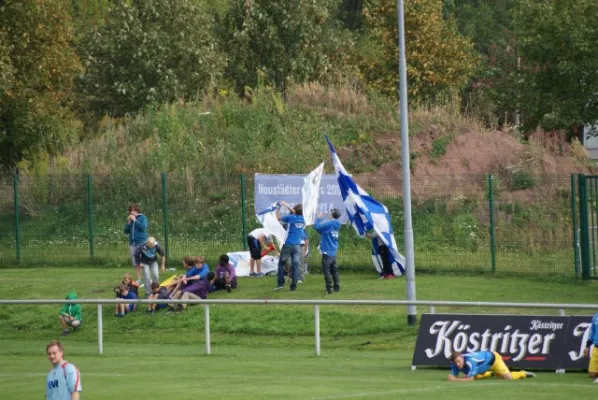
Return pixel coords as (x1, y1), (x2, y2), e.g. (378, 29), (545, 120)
(354, 129), (595, 199)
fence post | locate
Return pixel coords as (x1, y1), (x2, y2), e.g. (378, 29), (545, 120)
(97, 304), (103, 355)
(571, 174), (580, 277)
(87, 174), (94, 259)
(314, 304), (321, 356)
(488, 174), (497, 272)
(204, 305), (211, 355)
(161, 172), (169, 259)
(240, 174), (247, 250)
(13, 173), (20, 264)
(579, 174), (590, 280)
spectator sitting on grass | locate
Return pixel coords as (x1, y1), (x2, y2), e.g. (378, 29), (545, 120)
(115, 272), (139, 297)
(147, 282), (170, 315)
(214, 254), (237, 293)
(115, 283), (137, 317)
(193, 256), (210, 280)
(165, 256), (199, 295)
(168, 271), (216, 313)
(59, 292), (82, 337)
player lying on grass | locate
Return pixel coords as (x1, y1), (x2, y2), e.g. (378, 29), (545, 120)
(448, 350), (535, 382)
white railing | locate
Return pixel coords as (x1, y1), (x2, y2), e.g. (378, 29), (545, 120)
(1, 299), (596, 356)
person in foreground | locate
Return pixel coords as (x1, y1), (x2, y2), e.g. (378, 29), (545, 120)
(46, 340), (81, 400)
(448, 350), (535, 381)
(582, 309), (598, 383)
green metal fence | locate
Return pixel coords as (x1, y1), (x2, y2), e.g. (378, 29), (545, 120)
(0, 172), (578, 276)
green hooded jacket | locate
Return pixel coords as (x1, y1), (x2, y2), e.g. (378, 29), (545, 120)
(59, 291), (82, 321)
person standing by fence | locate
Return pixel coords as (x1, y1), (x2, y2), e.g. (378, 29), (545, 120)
(274, 201), (305, 292)
(315, 209), (342, 295)
(583, 310), (598, 383)
(124, 203), (148, 283)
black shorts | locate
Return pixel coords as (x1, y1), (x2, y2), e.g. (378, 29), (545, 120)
(247, 235), (262, 260)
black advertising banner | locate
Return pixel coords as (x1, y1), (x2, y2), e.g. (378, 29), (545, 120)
(561, 316), (594, 370)
(412, 314), (593, 370)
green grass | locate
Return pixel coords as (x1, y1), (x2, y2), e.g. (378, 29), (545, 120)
(0, 341), (595, 400)
(0, 269), (597, 398)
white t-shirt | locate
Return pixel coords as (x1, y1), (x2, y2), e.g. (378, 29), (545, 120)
(249, 228), (271, 241)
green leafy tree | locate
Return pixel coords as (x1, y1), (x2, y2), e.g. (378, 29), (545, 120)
(78, 0), (224, 117)
(221, 0), (355, 94)
(0, 0), (82, 169)
(359, 0), (478, 102)
(515, 0), (598, 133)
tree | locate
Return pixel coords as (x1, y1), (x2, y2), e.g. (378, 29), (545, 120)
(358, 0), (478, 102)
(515, 0), (598, 133)
(0, 0), (82, 169)
(220, 0), (355, 94)
(78, 0), (224, 117)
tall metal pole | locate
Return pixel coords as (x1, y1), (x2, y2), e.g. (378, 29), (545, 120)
(398, 0), (417, 325)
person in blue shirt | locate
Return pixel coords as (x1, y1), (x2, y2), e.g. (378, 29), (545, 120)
(583, 311), (598, 382)
(315, 209), (342, 295)
(45, 340), (81, 400)
(448, 350), (534, 382)
(115, 283), (137, 317)
(274, 201), (305, 292)
(124, 203), (148, 283)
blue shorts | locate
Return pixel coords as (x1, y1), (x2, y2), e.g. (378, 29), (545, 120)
(156, 303), (168, 310)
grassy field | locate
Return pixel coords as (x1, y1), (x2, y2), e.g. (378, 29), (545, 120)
(0, 268), (597, 399)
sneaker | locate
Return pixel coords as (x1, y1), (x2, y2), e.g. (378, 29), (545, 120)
(150, 310), (155, 315)
(298, 280), (304, 284)
(60, 330), (70, 337)
(325, 290), (332, 295)
(255, 272), (265, 277)
(524, 371), (536, 378)
(290, 287), (296, 292)
(377, 274), (385, 279)
(273, 286), (284, 292)
(225, 284), (232, 293)
(593, 377), (598, 384)
(249, 272), (257, 277)
(333, 287), (340, 292)
(166, 307), (175, 314)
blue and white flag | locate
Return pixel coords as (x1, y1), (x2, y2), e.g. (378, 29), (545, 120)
(256, 204), (287, 249)
(325, 136), (405, 276)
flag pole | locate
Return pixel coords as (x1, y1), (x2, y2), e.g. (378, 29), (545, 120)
(398, 0), (417, 325)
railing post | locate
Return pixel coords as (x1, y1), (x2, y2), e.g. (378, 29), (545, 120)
(87, 174), (94, 259)
(314, 304), (321, 356)
(429, 305), (435, 314)
(241, 174), (247, 251)
(161, 172), (169, 259)
(204, 305), (211, 355)
(558, 308), (565, 316)
(13, 173), (20, 264)
(97, 304), (103, 355)
(571, 174), (580, 277)
(488, 174), (497, 272)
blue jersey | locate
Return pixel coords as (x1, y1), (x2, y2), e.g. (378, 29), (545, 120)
(281, 214), (305, 246)
(185, 266), (200, 279)
(119, 291), (137, 301)
(314, 218), (341, 256)
(450, 351), (495, 378)
(196, 264), (210, 280)
(587, 312), (598, 347)
(46, 361), (81, 400)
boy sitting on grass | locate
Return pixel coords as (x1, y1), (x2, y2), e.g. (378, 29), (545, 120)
(59, 292), (82, 337)
(165, 256), (200, 295)
(147, 282), (170, 314)
(168, 271), (216, 313)
(214, 254), (237, 293)
(115, 283), (137, 317)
